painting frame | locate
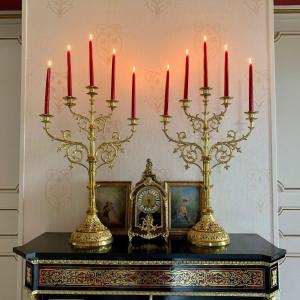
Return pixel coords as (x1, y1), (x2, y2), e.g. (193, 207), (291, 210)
(165, 181), (203, 235)
(95, 181), (131, 235)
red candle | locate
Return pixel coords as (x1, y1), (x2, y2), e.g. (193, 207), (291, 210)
(44, 60), (51, 115)
(89, 34), (94, 86)
(184, 49), (189, 99)
(164, 65), (170, 116)
(203, 35), (208, 88)
(131, 67), (136, 118)
(111, 48), (116, 100)
(67, 45), (72, 96)
(249, 58), (254, 112)
(224, 45), (229, 97)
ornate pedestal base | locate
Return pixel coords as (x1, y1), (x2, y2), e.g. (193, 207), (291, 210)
(187, 213), (230, 247)
(69, 211), (113, 248)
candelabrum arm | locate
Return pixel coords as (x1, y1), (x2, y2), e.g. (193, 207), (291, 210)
(207, 99), (230, 133)
(95, 119), (137, 170)
(162, 122), (203, 171)
(43, 123), (89, 171)
(94, 113), (112, 134)
(64, 96), (112, 134)
(182, 106), (206, 134)
(67, 106), (90, 133)
(64, 96), (90, 133)
(209, 111), (257, 170)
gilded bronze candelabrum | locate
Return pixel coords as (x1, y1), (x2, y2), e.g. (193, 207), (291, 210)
(161, 87), (257, 247)
(40, 86), (138, 248)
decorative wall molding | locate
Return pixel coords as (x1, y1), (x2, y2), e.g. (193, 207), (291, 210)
(279, 228), (300, 238)
(274, 31), (300, 43)
(274, 8), (300, 14)
(0, 35), (22, 45)
(277, 180), (300, 192)
(0, 14), (21, 19)
(278, 206), (300, 216)
(0, 185), (19, 194)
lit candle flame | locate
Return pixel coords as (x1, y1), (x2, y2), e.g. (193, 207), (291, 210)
(186, 49), (189, 55)
(133, 66), (135, 73)
(113, 48), (116, 54)
(89, 33), (93, 40)
(225, 44), (228, 51)
(204, 35), (207, 42)
(67, 44), (71, 51)
(249, 58), (252, 64)
(167, 64), (170, 70)
(48, 60), (52, 67)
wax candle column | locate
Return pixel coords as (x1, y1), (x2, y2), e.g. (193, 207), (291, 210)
(184, 49), (189, 99)
(131, 67), (136, 119)
(111, 48), (116, 100)
(67, 45), (72, 96)
(249, 58), (253, 112)
(224, 45), (229, 97)
(89, 34), (94, 86)
(44, 60), (51, 115)
(164, 64), (170, 116)
(203, 35), (208, 88)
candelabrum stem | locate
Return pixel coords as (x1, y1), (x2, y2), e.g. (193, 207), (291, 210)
(202, 88), (212, 212)
(161, 87), (257, 247)
(87, 87), (97, 212)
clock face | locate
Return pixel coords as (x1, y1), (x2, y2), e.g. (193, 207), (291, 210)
(137, 187), (162, 214)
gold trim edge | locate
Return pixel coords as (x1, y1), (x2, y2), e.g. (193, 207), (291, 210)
(28, 289), (279, 298)
(28, 259), (280, 267)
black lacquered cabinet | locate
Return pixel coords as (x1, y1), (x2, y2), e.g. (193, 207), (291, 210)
(13, 233), (285, 300)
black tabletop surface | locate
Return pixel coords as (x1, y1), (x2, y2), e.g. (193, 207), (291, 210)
(13, 232), (285, 263)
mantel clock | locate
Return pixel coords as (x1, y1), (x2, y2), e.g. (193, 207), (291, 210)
(128, 159), (168, 241)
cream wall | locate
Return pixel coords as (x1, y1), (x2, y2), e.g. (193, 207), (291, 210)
(21, 0), (275, 243)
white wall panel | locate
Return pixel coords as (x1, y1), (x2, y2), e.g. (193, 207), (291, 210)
(278, 209), (300, 235)
(0, 186), (19, 209)
(275, 12), (300, 300)
(0, 210), (18, 235)
(0, 236), (18, 254)
(0, 257), (17, 300)
(0, 15), (21, 300)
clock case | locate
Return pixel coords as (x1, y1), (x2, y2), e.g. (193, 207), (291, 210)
(128, 159), (169, 242)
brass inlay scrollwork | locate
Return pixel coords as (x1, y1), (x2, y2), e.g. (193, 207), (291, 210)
(39, 267), (264, 289)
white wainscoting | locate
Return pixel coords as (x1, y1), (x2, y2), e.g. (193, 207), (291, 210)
(0, 15), (21, 300)
(275, 12), (300, 300)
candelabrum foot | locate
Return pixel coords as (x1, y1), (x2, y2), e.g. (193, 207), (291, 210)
(69, 212), (113, 249)
(187, 213), (230, 247)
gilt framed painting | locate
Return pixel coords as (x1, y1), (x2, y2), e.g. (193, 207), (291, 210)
(165, 181), (202, 235)
(96, 181), (131, 235)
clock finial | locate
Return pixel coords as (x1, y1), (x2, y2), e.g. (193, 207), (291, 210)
(144, 158), (153, 176)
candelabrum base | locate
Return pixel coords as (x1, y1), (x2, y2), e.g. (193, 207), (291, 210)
(187, 213), (230, 247)
(69, 212), (113, 249)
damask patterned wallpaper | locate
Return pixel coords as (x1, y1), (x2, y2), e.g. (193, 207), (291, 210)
(22, 0), (274, 242)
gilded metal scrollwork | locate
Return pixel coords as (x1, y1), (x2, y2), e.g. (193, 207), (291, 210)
(161, 90), (257, 247)
(40, 88), (138, 248)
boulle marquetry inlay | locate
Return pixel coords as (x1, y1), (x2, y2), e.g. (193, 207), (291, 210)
(26, 263), (33, 286)
(270, 266), (278, 288)
(39, 267), (264, 289)
(14, 233), (286, 299)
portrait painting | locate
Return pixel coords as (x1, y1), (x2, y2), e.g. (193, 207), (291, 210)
(96, 181), (131, 234)
(165, 181), (202, 234)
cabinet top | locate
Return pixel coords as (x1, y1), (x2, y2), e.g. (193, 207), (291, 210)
(13, 232), (285, 263)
